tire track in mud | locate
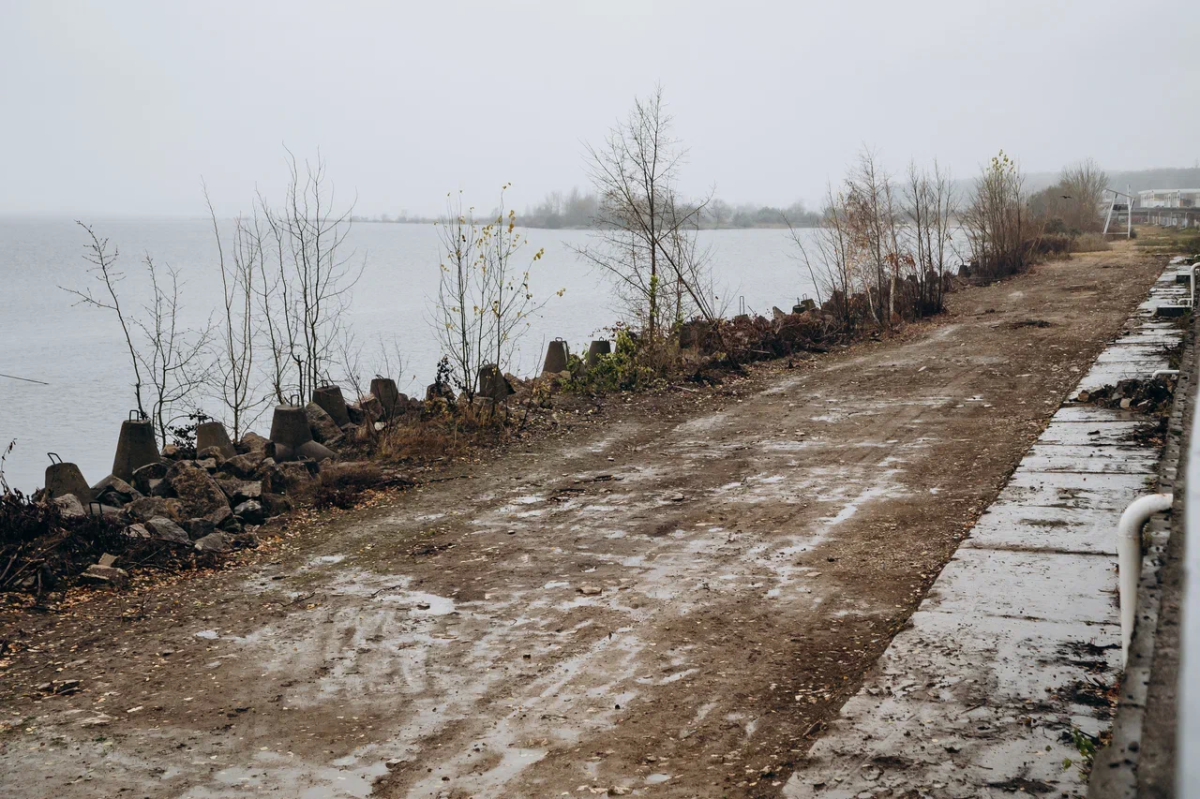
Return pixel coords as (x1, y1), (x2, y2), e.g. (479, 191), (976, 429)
(376, 295), (1139, 796)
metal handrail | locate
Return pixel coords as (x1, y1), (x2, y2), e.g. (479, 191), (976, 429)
(1180, 317), (1200, 795)
(1119, 493), (1174, 666)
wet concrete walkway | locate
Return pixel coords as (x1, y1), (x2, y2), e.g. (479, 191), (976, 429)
(784, 263), (1189, 797)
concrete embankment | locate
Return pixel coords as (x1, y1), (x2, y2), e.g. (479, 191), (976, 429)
(785, 260), (1190, 797)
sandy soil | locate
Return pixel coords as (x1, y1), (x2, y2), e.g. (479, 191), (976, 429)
(0, 244), (1167, 798)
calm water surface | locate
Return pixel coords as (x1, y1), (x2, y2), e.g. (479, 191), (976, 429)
(0, 217), (819, 491)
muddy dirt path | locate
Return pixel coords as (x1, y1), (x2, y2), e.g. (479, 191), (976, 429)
(0, 245), (1166, 798)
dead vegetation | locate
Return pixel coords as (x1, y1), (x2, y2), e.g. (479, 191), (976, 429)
(1075, 375), (1176, 417)
(0, 490), (222, 594)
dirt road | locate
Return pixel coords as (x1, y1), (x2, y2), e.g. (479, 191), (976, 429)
(0, 245), (1166, 798)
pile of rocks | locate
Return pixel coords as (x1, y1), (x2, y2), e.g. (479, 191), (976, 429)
(680, 310), (831, 359)
(51, 431), (305, 555)
(42, 380), (416, 545)
(44, 410), (349, 560)
(15, 380), (434, 594)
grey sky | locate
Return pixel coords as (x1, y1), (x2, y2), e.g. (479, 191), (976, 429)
(2, 0), (1198, 217)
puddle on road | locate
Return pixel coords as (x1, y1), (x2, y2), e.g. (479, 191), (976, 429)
(673, 411), (729, 434)
(185, 748), (389, 799)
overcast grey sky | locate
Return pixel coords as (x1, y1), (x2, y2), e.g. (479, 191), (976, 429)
(2, 0), (1198, 217)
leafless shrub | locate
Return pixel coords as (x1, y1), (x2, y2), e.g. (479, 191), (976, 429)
(962, 150), (1033, 281)
(433, 187), (551, 401)
(206, 187), (269, 439)
(375, 420), (462, 463)
(259, 149), (364, 403)
(64, 224), (212, 445)
(0, 438), (15, 496)
(1071, 232), (1111, 252)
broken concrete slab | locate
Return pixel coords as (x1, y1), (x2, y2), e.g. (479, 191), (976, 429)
(81, 565), (129, 588)
(51, 494), (87, 520)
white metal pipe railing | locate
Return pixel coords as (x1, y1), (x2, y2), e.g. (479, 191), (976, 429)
(1182, 343), (1200, 795)
(1118, 493), (1173, 666)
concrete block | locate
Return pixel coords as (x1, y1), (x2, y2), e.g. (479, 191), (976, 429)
(312, 384), (352, 427)
(195, 421), (236, 459)
(542, 339), (569, 374)
(111, 415), (161, 483)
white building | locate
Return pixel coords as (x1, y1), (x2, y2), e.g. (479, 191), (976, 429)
(1138, 189), (1200, 209)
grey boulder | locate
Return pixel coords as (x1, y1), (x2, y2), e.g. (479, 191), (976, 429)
(165, 461), (230, 519)
(233, 499), (266, 525)
(145, 516), (190, 545)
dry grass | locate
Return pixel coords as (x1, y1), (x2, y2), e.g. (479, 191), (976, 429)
(1070, 232), (1111, 253)
(376, 424), (461, 462)
(307, 462), (385, 509)
(368, 404), (516, 463)
(1136, 225), (1200, 256)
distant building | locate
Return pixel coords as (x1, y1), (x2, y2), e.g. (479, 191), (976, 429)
(1137, 189), (1200, 209)
(1133, 189), (1200, 228)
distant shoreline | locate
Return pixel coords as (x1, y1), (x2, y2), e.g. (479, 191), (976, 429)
(346, 217), (820, 231)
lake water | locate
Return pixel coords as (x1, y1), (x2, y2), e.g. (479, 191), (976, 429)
(0, 218), (821, 492)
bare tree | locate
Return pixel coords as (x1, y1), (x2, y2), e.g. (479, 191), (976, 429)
(844, 148), (903, 328)
(788, 185), (861, 333)
(65, 225), (215, 444)
(577, 86), (714, 338)
(708, 198), (732, 227)
(782, 214), (824, 308)
(658, 191), (723, 326)
(903, 160), (957, 315)
(206, 188), (267, 439)
(255, 194), (290, 404)
(134, 257), (213, 445)
(433, 193), (486, 401)
(260, 149), (364, 403)
(62, 223), (147, 416)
